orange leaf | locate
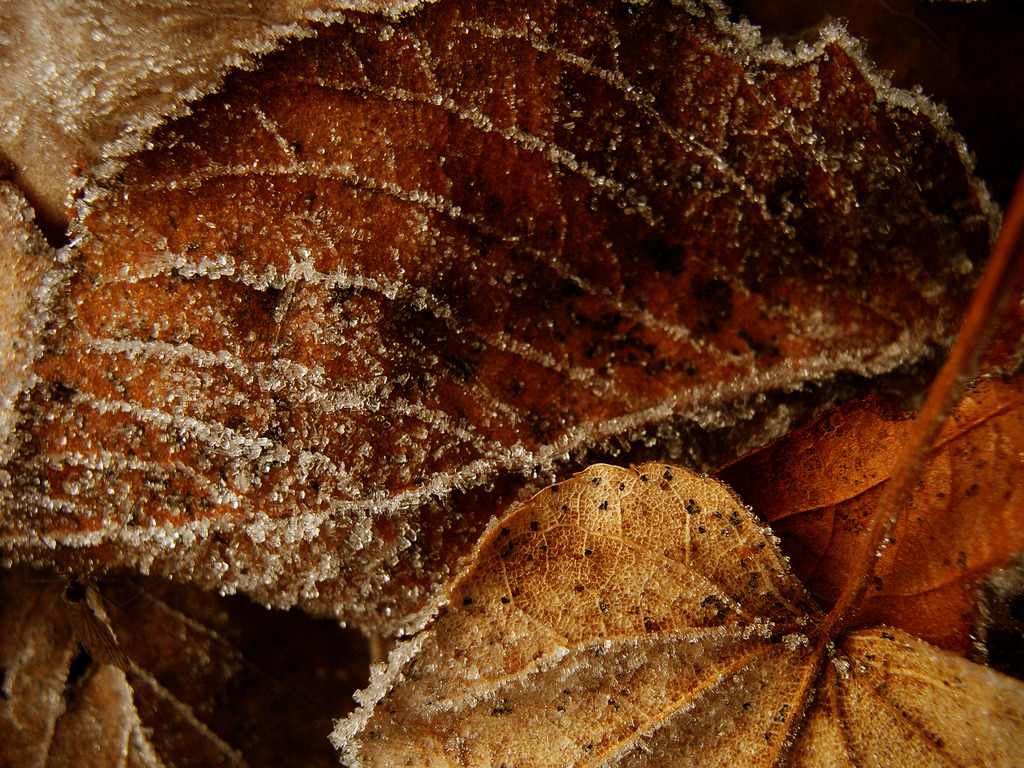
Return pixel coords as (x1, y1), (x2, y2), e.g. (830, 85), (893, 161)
(716, 374), (1024, 654)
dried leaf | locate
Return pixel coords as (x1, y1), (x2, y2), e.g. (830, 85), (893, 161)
(0, 572), (75, 768)
(0, 181), (59, 464)
(335, 171), (1024, 763)
(0, 566), (369, 768)
(0, 0), (995, 630)
(716, 373), (1024, 654)
(788, 627), (1024, 767)
(335, 462), (1024, 766)
(0, 0), (416, 226)
(45, 663), (139, 768)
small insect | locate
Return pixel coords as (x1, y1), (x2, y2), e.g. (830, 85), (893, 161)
(62, 576), (132, 672)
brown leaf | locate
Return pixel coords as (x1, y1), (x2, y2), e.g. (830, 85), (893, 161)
(0, 572), (75, 768)
(0, 0), (995, 630)
(335, 462), (1024, 766)
(716, 373), (1024, 654)
(0, 566), (370, 768)
(45, 663), (138, 768)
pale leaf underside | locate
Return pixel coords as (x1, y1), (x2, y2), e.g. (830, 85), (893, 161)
(335, 463), (1024, 767)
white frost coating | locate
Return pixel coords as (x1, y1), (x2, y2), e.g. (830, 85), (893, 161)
(0, 185), (66, 464)
(76, 390), (277, 461)
(782, 633), (810, 651)
(103, 228), (627, 403)
(83, 335), (373, 417)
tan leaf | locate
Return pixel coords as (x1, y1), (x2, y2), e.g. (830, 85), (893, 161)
(787, 627), (1024, 767)
(333, 461), (1024, 766)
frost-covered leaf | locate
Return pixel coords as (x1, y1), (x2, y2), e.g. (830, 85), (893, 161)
(0, 0), (995, 631)
(0, 570), (75, 767)
(335, 462), (1024, 766)
(45, 662), (141, 768)
(787, 627), (1024, 768)
(0, 181), (59, 465)
(335, 463), (818, 765)
(0, 0), (418, 226)
(0, 569), (160, 768)
(717, 373), (1024, 654)
(0, 566), (369, 768)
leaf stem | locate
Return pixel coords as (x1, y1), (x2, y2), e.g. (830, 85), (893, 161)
(820, 169), (1024, 642)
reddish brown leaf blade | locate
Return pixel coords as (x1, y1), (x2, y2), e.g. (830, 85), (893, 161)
(0, 0), (994, 629)
(717, 374), (1024, 653)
